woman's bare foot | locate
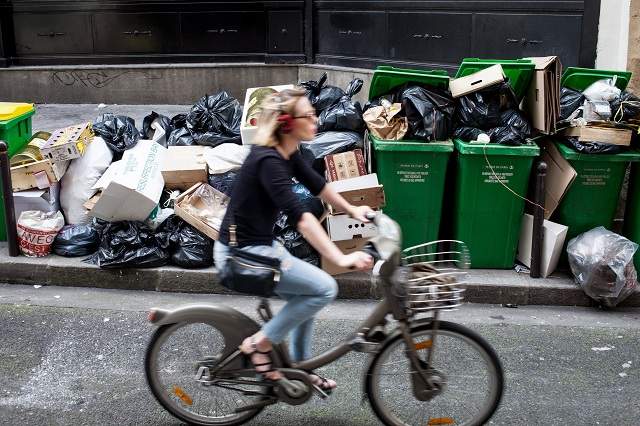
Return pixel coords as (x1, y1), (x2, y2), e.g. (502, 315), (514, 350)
(239, 332), (283, 381)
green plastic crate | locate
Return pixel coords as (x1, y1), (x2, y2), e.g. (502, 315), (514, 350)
(552, 141), (640, 248)
(455, 58), (535, 100)
(450, 139), (539, 268)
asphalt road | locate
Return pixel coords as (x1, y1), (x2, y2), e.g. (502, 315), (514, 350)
(0, 283), (638, 425)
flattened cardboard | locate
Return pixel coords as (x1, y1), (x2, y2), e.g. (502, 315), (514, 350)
(327, 174), (385, 214)
(174, 183), (230, 241)
(560, 125), (632, 146)
(321, 238), (369, 276)
(325, 214), (377, 241)
(324, 149), (366, 182)
(13, 183), (60, 218)
(161, 146), (209, 190)
(10, 159), (68, 192)
(524, 56), (562, 134)
(517, 213), (568, 278)
(540, 140), (577, 219)
(449, 64), (506, 98)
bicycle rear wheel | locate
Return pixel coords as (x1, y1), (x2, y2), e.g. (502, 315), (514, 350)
(145, 321), (269, 426)
(366, 321), (503, 426)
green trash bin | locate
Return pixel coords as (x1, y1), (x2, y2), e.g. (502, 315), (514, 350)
(448, 59), (538, 268)
(623, 162), (640, 271)
(0, 102), (36, 241)
(553, 142), (640, 247)
(369, 66), (454, 248)
(450, 139), (539, 268)
(553, 67), (640, 254)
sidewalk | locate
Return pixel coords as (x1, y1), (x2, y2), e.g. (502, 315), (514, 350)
(3, 244), (637, 307)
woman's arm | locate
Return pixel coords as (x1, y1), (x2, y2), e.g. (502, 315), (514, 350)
(297, 212), (372, 270)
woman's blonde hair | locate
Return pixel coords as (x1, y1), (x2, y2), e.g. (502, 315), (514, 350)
(253, 88), (308, 147)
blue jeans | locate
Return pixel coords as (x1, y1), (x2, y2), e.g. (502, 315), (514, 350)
(214, 241), (338, 362)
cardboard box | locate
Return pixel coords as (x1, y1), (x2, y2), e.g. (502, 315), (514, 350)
(13, 183), (60, 218)
(10, 159), (68, 192)
(240, 84), (294, 144)
(174, 183), (230, 240)
(327, 173), (385, 214)
(524, 56), (562, 134)
(161, 146), (209, 190)
(325, 214), (377, 242)
(41, 122), (93, 162)
(324, 149), (366, 182)
(517, 213), (568, 278)
(540, 141), (577, 219)
(321, 238), (369, 276)
(560, 125), (633, 146)
(90, 140), (166, 222)
(449, 64), (506, 98)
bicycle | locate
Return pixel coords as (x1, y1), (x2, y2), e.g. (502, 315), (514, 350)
(144, 213), (504, 425)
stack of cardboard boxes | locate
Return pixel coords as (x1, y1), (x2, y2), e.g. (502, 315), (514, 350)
(10, 123), (93, 219)
(320, 148), (386, 275)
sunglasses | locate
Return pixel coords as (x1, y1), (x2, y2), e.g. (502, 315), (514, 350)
(291, 112), (317, 120)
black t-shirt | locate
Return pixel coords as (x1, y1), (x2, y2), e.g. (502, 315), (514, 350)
(218, 145), (326, 247)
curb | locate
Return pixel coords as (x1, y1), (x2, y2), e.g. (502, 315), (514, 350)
(1, 246), (638, 307)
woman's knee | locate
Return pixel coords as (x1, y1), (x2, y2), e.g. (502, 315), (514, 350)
(318, 273), (339, 301)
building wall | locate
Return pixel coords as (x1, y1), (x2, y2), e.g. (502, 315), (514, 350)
(628, 0), (640, 93)
(595, 0), (631, 70)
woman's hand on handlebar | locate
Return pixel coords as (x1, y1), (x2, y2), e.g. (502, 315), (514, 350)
(348, 205), (375, 223)
(338, 251), (374, 271)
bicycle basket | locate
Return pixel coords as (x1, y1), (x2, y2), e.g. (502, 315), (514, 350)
(401, 240), (470, 312)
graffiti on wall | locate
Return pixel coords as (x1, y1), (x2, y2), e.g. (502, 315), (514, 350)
(50, 70), (162, 89)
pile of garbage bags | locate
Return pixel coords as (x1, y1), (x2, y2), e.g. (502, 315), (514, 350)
(364, 83), (455, 142)
(453, 82), (532, 146)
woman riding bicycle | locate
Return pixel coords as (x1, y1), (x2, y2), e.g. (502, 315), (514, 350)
(214, 88), (374, 391)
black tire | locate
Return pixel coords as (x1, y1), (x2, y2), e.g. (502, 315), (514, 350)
(145, 322), (267, 426)
(365, 321), (504, 426)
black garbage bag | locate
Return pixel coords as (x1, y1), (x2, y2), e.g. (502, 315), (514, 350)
(167, 128), (196, 146)
(292, 183), (325, 218)
(561, 137), (623, 154)
(299, 131), (363, 174)
(455, 82), (519, 129)
(93, 114), (141, 156)
(53, 224), (101, 257)
(494, 109), (531, 145)
(171, 113), (187, 129)
(300, 72), (346, 114)
(611, 91), (640, 122)
(171, 224), (214, 269)
(399, 85), (455, 141)
(489, 126), (526, 146)
(317, 79), (365, 133)
(208, 171), (238, 196)
(454, 127), (486, 142)
(274, 212), (320, 265)
(93, 221), (170, 269)
(560, 87), (585, 120)
(142, 111), (173, 147)
(186, 92), (243, 147)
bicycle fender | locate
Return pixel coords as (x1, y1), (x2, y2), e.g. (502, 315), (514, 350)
(149, 303), (261, 344)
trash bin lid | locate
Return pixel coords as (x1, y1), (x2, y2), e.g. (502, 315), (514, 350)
(371, 136), (454, 152)
(0, 102), (35, 122)
(554, 139), (640, 162)
(561, 67), (632, 92)
(453, 138), (540, 157)
(369, 66), (450, 100)
(455, 59), (535, 100)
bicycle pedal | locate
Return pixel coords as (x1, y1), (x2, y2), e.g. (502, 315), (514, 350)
(312, 384), (330, 399)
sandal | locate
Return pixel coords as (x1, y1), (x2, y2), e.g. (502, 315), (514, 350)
(307, 371), (337, 394)
(239, 337), (282, 381)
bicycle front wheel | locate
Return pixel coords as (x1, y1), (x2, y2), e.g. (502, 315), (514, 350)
(366, 321), (503, 426)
